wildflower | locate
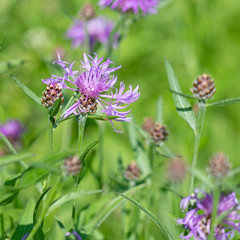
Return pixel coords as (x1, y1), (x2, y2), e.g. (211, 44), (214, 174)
(208, 152), (231, 179)
(124, 161), (141, 181)
(98, 0), (160, 15)
(178, 190), (240, 239)
(0, 120), (25, 143)
(167, 156), (187, 182)
(150, 122), (168, 144)
(63, 156), (82, 175)
(191, 73), (216, 100)
(66, 16), (119, 50)
(42, 53), (140, 132)
(66, 230), (82, 240)
(22, 233), (29, 240)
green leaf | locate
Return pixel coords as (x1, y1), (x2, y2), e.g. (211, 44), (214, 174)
(118, 193), (174, 240)
(11, 198), (35, 240)
(165, 58), (196, 134)
(0, 132), (17, 154)
(48, 98), (62, 118)
(206, 97), (240, 107)
(0, 153), (33, 167)
(87, 115), (118, 121)
(0, 59), (25, 74)
(11, 74), (42, 105)
(46, 189), (102, 217)
(83, 184), (146, 235)
(33, 187), (51, 224)
(77, 140), (99, 184)
(168, 89), (197, 100)
(0, 186), (20, 206)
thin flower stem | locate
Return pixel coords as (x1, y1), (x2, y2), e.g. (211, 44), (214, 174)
(189, 101), (206, 194)
(0, 132), (17, 154)
(98, 122), (105, 188)
(77, 115), (87, 156)
(48, 116), (53, 153)
(209, 186), (220, 240)
(0, 214), (4, 237)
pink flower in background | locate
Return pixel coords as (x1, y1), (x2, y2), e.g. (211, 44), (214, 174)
(0, 120), (24, 141)
(66, 16), (119, 50)
(98, 0), (160, 14)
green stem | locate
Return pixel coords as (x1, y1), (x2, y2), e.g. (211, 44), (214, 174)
(209, 186), (220, 240)
(0, 132), (17, 154)
(0, 214), (4, 237)
(98, 122), (105, 188)
(77, 115), (87, 156)
(48, 117), (53, 153)
(189, 101), (206, 194)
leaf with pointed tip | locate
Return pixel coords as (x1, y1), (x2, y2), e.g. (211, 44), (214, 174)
(77, 140), (99, 184)
(11, 74), (42, 105)
(165, 59), (196, 134)
(0, 186), (20, 206)
(206, 97), (240, 107)
(119, 193), (174, 240)
(48, 98), (62, 118)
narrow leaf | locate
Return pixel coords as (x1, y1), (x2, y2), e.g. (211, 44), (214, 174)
(48, 98), (62, 118)
(46, 190), (102, 217)
(0, 186), (20, 206)
(11, 75), (42, 105)
(0, 132), (17, 154)
(33, 187), (51, 224)
(119, 193), (173, 240)
(206, 97), (240, 107)
(0, 153), (33, 167)
(165, 59), (196, 134)
(87, 115), (118, 121)
(156, 96), (163, 123)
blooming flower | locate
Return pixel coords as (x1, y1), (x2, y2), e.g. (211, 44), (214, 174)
(66, 230), (82, 240)
(42, 53), (140, 132)
(0, 120), (24, 141)
(98, 0), (160, 15)
(178, 189), (240, 239)
(66, 16), (118, 51)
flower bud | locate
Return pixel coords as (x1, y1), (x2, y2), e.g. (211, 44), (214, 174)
(150, 123), (168, 144)
(142, 117), (154, 135)
(63, 156), (82, 175)
(124, 161), (141, 181)
(208, 152), (231, 179)
(167, 156), (187, 182)
(79, 3), (95, 20)
(191, 73), (216, 100)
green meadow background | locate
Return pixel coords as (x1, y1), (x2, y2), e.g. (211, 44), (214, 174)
(1, 0), (240, 239)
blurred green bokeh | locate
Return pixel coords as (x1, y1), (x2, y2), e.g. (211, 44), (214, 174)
(1, 0), (240, 238)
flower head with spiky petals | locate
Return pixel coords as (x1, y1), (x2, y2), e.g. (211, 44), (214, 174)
(42, 53), (140, 132)
(178, 189), (240, 240)
(98, 0), (160, 15)
(66, 16), (119, 51)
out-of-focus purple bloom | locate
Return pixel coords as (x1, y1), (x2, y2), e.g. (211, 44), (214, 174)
(98, 0), (160, 14)
(22, 233), (29, 240)
(42, 53), (140, 132)
(0, 120), (24, 141)
(66, 231), (82, 240)
(178, 190), (240, 240)
(66, 16), (118, 50)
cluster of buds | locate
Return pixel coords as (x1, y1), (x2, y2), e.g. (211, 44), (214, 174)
(78, 94), (98, 114)
(63, 156), (82, 175)
(208, 152), (231, 179)
(124, 161), (141, 181)
(166, 156), (187, 182)
(191, 73), (216, 100)
(79, 3), (95, 20)
(41, 83), (64, 109)
(142, 117), (169, 144)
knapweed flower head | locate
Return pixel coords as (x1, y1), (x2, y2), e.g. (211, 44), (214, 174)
(98, 0), (160, 15)
(42, 53), (140, 132)
(178, 189), (240, 240)
(66, 16), (119, 51)
(0, 120), (25, 141)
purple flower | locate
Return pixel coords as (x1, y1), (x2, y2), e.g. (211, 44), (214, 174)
(98, 0), (160, 14)
(0, 120), (24, 141)
(42, 53), (140, 132)
(178, 190), (240, 240)
(22, 233), (29, 240)
(66, 16), (118, 50)
(66, 231), (82, 240)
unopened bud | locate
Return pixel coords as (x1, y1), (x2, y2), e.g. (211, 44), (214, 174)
(150, 123), (168, 144)
(63, 156), (82, 175)
(124, 161), (141, 181)
(167, 156), (187, 182)
(142, 117), (154, 135)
